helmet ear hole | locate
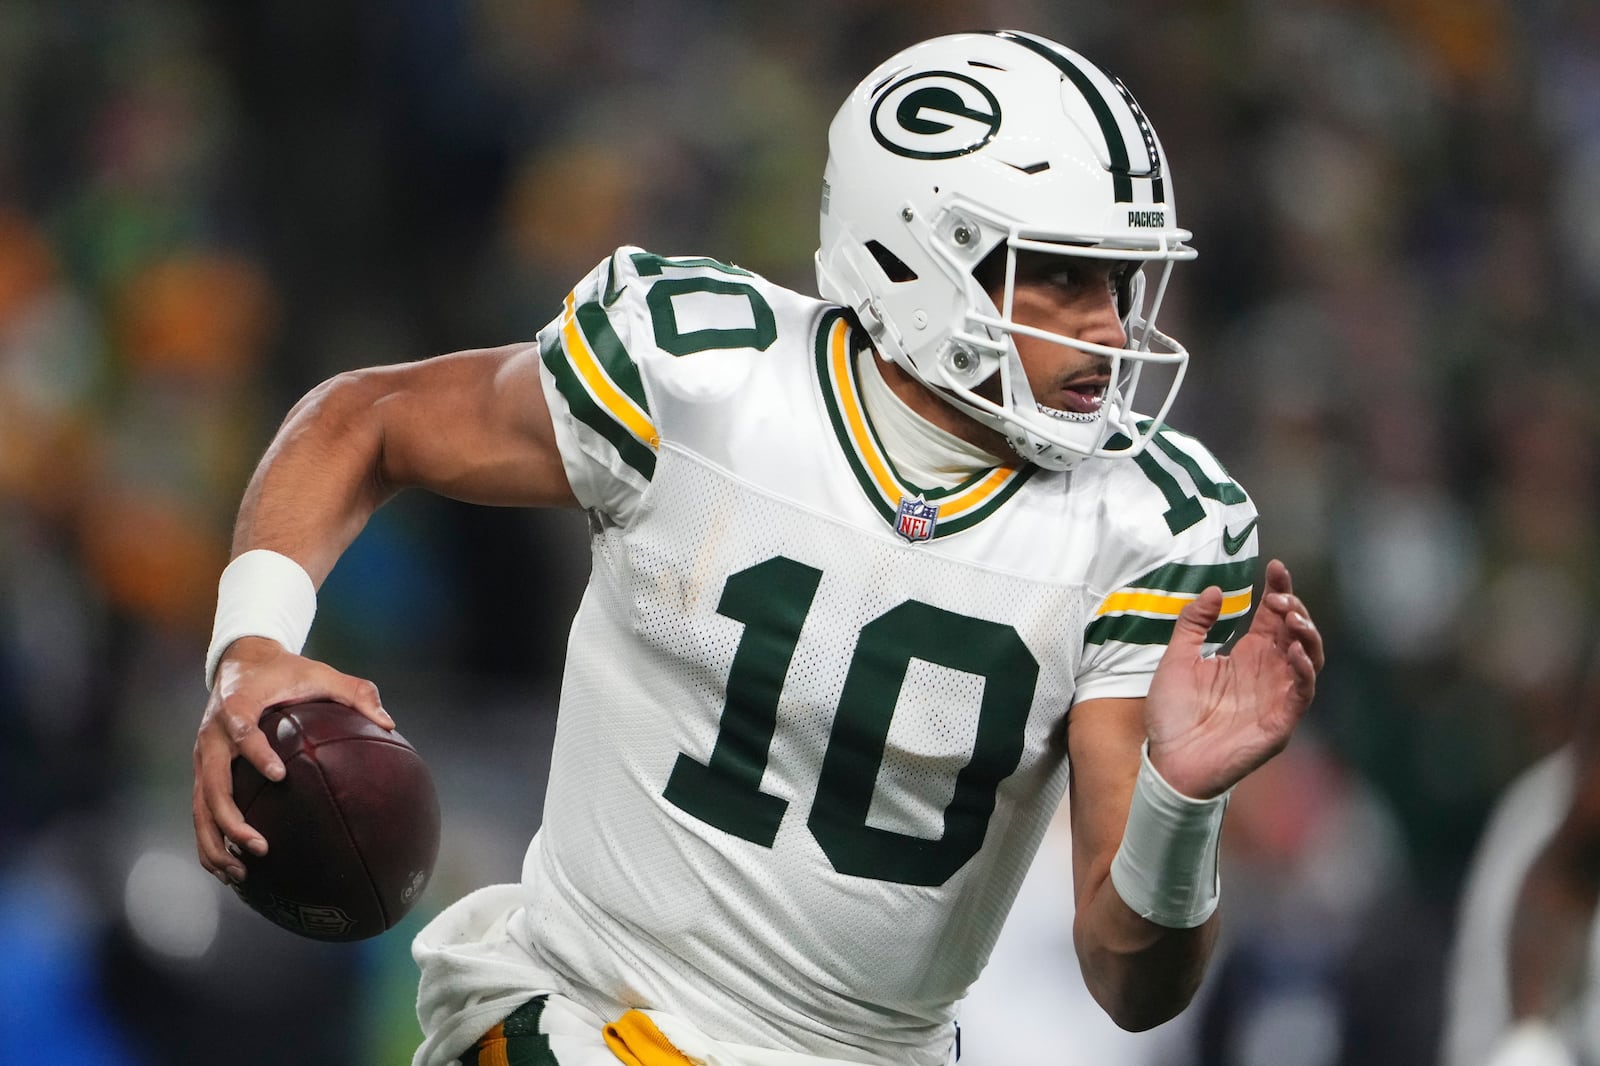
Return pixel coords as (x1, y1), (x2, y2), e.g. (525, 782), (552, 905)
(865, 240), (918, 283)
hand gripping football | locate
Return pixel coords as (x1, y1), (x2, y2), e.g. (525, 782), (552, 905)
(230, 701), (441, 941)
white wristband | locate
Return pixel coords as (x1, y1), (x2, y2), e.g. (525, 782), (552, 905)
(1109, 742), (1229, 929)
(204, 549), (318, 690)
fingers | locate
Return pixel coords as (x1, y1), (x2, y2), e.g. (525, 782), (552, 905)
(1286, 605), (1326, 674)
(1263, 557), (1293, 596)
(193, 774), (234, 882)
(333, 670), (394, 730)
(221, 696), (286, 780)
(1262, 559), (1325, 675)
(1288, 633), (1319, 705)
(193, 732), (257, 883)
(194, 683), (279, 880)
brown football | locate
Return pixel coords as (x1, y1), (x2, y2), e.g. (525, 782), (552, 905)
(229, 701), (441, 942)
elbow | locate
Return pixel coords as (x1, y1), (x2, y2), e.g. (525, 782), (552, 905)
(1076, 917), (1215, 1032)
(1091, 975), (1199, 1033)
(289, 367), (389, 429)
(283, 368), (399, 488)
(1102, 992), (1194, 1033)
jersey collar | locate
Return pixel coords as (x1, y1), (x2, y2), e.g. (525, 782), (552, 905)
(814, 309), (1036, 541)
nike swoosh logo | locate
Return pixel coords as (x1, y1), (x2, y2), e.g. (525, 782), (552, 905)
(602, 258), (626, 307)
(1222, 518), (1258, 556)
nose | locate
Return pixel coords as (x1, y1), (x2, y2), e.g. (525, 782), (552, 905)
(1076, 285), (1127, 353)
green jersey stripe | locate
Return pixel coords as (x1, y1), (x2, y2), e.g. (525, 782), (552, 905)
(540, 330), (658, 481)
(574, 298), (651, 415)
(925, 466), (1039, 535)
(814, 309), (1038, 538)
(815, 311), (897, 524)
(1125, 557), (1258, 596)
(1084, 613), (1243, 648)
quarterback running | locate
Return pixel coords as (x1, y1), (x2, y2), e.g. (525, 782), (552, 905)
(192, 30), (1323, 1066)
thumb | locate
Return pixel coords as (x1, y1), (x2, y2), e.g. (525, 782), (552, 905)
(1164, 586), (1223, 662)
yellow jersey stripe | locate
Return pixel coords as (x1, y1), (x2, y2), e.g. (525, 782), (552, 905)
(603, 1010), (697, 1066)
(828, 319), (901, 502)
(937, 464), (1019, 517)
(829, 319), (1026, 513)
(562, 292), (659, 449)
(1096, 587), (1253, 618)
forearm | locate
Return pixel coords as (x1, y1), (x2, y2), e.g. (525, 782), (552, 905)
(1074, 862), (1219, 1030)
(1067, 703), (1230, 1030)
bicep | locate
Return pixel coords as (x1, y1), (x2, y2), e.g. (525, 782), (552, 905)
(368, 343), (578, 508)
(1066, 695), (1146, 905)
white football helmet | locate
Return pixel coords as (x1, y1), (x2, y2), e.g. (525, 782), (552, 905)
(815, 30), (1196, 470)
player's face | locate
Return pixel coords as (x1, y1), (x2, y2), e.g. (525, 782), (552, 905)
(876, 252), (1138, 463)
(1000, 253), (1132, 419)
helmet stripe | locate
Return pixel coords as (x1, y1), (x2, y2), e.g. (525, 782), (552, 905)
(1111, 78), (1165, 204)
(992, 30), (1147, 204)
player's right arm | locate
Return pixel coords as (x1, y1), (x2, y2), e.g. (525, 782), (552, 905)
(194, 342), (577, 885)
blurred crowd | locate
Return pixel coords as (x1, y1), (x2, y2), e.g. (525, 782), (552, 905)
(1, 1), (1597, 1063)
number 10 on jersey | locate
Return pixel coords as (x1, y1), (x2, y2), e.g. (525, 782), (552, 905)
(663, 556), (1040, 887)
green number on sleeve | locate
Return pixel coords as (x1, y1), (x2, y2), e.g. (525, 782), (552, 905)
(1128, 425), (1246, 534)
(645, 277), (778, 355)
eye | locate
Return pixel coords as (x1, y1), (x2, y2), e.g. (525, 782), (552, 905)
(1030, 261), (1092, 290)
(1037, 265), (1076, 288)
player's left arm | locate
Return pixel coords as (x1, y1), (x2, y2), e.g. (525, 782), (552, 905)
(1067, 559), (1323, 1030)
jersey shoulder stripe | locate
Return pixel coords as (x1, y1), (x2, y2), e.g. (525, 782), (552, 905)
(1086, 556), (1257, 648)
(540, 265), (659, 482)
(1079, 425), (1259, 657)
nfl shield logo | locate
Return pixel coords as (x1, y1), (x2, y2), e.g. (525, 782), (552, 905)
(895, 496), (939, 543)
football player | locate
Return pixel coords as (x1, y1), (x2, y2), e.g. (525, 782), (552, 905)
(193, 30), (1322, 1066)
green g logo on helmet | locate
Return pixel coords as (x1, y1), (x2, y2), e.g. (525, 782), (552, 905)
(869, 72), (1002, 160)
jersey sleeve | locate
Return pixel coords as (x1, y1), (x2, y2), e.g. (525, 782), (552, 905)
(1072, 425), (1261, 705)
(535, 247), (662, 525)
(537, 246), (797, 526)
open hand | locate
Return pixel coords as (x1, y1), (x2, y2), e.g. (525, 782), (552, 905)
(1142, 559), (1323, 799)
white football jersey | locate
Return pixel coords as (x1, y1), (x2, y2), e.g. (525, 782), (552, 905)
(515, 247), (1259, 1065)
